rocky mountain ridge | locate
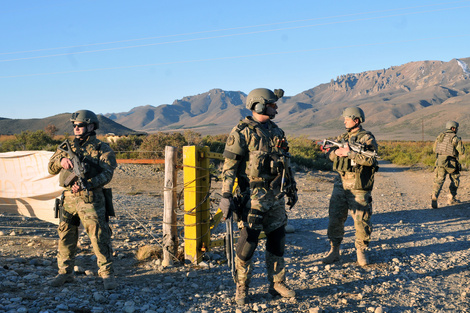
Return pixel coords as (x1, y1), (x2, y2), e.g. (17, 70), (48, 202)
(105, 57), (470, 140)
(2, 57), (469, 140)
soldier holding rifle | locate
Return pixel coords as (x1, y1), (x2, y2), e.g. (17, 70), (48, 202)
(220, 88), (298, 306)
(48, 110), (117, 290)
(321, 107), (378, 266)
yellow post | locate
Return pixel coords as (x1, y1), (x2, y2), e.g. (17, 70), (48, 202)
(183, 146), (211, 264)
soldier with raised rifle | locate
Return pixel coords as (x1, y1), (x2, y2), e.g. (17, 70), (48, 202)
(321, 107), (379, 266)
(48, 110), (117, 290)
(219, 88), (298, 306)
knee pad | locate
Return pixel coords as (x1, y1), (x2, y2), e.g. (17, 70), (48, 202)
(266, 226), (285, 257)
(236, 227), (261, 261)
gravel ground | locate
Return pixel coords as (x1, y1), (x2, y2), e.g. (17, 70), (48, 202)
(1, 161), (470, 313)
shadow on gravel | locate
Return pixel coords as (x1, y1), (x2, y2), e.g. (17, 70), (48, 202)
(296, 262), (470, 313)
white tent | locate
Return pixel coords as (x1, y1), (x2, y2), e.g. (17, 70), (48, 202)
(0, 151), (62, 225)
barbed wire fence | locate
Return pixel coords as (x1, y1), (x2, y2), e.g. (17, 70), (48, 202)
(113, 145), (227, 266)
(0, 145), (228, 267)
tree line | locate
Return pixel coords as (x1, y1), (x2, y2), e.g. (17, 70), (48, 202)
(1, 128), (469, 171)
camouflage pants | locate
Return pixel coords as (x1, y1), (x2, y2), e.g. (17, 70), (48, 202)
(57, 189), (114, 276)
(237, 186), (287, 234)
(235, 186), (288, 285)
(432, 166), (460, 198)
(327, 177), (372, 250)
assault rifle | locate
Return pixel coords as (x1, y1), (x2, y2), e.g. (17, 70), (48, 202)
(225, 193), (249, 280)
(321, 139), (379, 159)
(58, 140), (90, 190)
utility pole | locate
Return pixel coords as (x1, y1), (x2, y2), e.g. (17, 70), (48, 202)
(422, 119), (424, 141)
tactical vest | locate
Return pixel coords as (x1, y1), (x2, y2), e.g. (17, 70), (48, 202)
(332, 129), (373, 173)
(237, 117), (288, 181)
(435, 132), (457, 157)
(332, 129), (378, 191)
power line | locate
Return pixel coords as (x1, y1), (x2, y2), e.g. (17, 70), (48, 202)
(2, 34), (469, 79)
(2, 0), (468, 56)
(1, 3), (469, 63)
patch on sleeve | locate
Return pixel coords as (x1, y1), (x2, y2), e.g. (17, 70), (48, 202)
(227, 135), (235, 146)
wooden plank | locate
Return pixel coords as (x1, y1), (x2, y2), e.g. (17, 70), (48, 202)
(116, 159), (165, 164)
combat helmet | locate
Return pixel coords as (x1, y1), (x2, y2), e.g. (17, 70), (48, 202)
(342, 107), (365, 123)
(70, 110), (99, 129)
(446, 121), (459, 130)
(246, 88), (284, 114)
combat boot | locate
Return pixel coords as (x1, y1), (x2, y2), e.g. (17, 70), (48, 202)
(50, 273), (74, 287)
(102, 274), (117, 290)
(448, 194), (460, 205)
(234, 256), (252, 306)
(235, 283), (248, 305)
(356, 249), (369, 266)
(431, 195), (438, 209)
(269, 282), (296, 298)
(322, 244), (340, 264)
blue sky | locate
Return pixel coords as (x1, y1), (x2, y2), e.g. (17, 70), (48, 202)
(1, 0), (469, 119)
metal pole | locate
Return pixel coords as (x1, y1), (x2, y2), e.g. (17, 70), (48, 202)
(183, 146), (210, 264)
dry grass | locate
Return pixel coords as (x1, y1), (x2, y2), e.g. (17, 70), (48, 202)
(135, 245), (162, 261)
(0, 135), (15, 142)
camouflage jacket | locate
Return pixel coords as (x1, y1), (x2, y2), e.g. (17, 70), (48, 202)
(48, 135), (117, 190)
(221, 116), (294, 195)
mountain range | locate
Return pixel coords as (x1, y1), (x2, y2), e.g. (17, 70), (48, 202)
(1, 57), (469, 141)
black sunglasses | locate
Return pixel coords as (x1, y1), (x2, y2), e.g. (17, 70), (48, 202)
(72, 123), (88, 128)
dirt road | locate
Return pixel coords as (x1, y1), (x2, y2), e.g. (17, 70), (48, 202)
(1, 161), (470, 312)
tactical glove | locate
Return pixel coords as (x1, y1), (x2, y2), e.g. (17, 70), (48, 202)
(220, 194), (235, 221)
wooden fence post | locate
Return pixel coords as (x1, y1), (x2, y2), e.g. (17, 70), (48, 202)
(162, 146), (178, 266)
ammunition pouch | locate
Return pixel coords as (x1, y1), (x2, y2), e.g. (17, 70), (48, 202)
(248, 150), (271, 178)
(59, 169), (76, 187)
(103, 188), (115, 222)
(354, 163), (379, 191)
(247, 209), (264, 229)
(333, 156), (352, 172)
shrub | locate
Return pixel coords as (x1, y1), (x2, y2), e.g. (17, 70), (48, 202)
(110, 135), (144, 159)
(288, 135), (331, 170)
(139, 132), (188, 159)
(0, 130), (60, 152)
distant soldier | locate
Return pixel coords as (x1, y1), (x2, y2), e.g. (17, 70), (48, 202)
(322, 107), (379, 266)
(220, 88), (298, 306)
(431, 121), (465, 208)
(48, 110), (118, 290)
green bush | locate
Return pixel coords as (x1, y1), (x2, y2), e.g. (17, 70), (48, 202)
(379, 141), (436, 168)
(201, 134), (228, 154)
(288, 135), (331, 170)
(110, 135), (144, 159)
(139, 132), (188, 159)
(0, 130), (60, 152)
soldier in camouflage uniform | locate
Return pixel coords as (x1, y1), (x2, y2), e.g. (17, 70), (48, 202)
(431, 121), (465, 208)
(48, 110), (117, 290)
(219, 88), (298, 306)
(322, 107), (378, 267)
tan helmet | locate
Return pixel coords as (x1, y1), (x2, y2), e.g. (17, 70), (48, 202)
(246, 88), (284, 114)
(446, 121), (459, 130)
(70, 110), (99, 129)
(342, 107), (365, 123)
